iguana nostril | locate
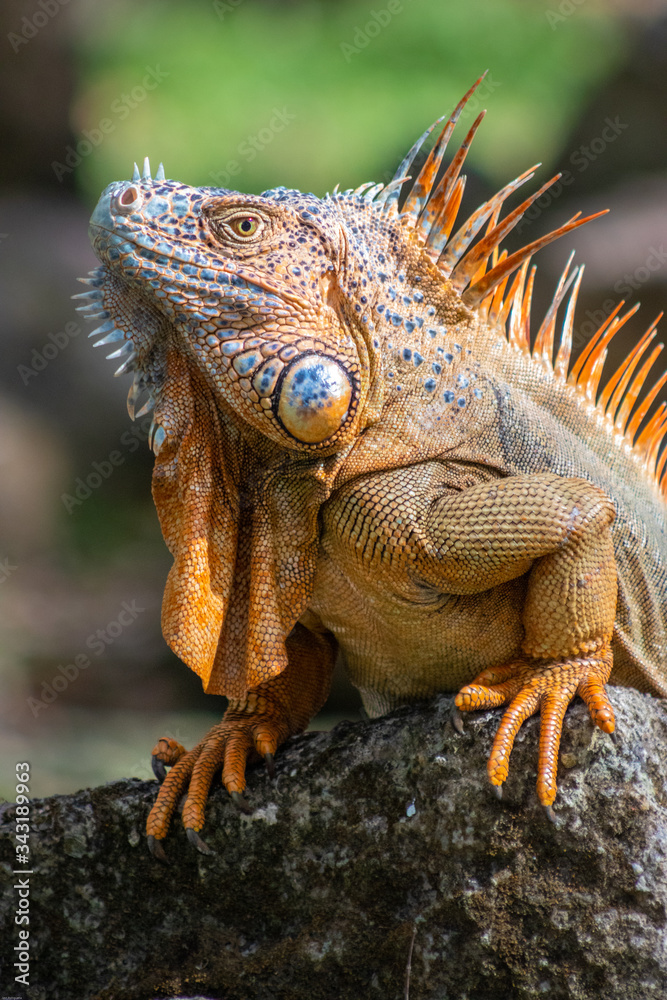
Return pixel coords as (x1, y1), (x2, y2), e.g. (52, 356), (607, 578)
(117, 186), (142, 212)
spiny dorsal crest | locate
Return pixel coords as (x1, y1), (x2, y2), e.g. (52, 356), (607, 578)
(74, 88), (667, 494)
(344, 73), (667, 496)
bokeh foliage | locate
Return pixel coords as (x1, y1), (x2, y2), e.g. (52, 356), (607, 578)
(71, 0), (625, 202)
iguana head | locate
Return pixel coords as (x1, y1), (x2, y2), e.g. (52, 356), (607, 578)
(83, 163), (382, 456)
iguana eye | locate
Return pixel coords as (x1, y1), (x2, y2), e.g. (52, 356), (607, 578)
(228, 215), (261, 239)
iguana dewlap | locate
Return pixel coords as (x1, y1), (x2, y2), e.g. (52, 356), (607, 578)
(76, 76), (667, 858)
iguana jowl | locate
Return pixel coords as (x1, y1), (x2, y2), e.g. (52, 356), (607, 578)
(76, 77), (667, 858)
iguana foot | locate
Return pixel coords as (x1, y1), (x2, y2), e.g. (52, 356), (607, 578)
(454, 644), (614, 807)
(146, 714), (284, 859)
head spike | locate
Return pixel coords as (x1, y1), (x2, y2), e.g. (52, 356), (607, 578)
(641, 407), (667, 474)
(595, 305), (646, 410)
(353, 181), (378, 198)
(485, 250), (510, 325)
(635, 403), (667, 455)
(114, 352), (138, 377)
(616, 342), (664, 434)
(377, 175), (411, 214)
(648, 411), (667, 479)
(417, 111), (486, 245)
(440, 164), (538, 277)
(93, 328), (126, 348)
(425, 175), (466, 259)
(573, 312), (631, 400)
(569, 300), (628, 385)
(132, 162), (141, 181)
(89, 320), (116, 339)
(76, 273), (104, 288)
(507, 260), (531, 352)
(470, 203), (504, 299)
(381, 114), (449, 212)
(142, 157), (151, 180)
(450, 173), (562, 293)
(402, 72), (488, 221)
(461, 210), (608, 309)
(135, 395), (156, 419)
(607, 326), (658, 425)
(106, 341), (134, 361)
(627, 367), (667, 445)
(496, 267), (523, 330)
(155, 162), (165, 181)
(656, 442), (667, 489)
(364, 182), (384, 201)
(554, 266), (585, 380)
(532, 252), (577, 366)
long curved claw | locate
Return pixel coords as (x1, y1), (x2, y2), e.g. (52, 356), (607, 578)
(264, 752), (276, 778)
(151, 756), (167, 783)
(451, 705), (465, 734)
(544, 805), (557, 824)
(186, 827), (215, 855)
(147, 835), (170, 864)
(455, 645), (613, 808)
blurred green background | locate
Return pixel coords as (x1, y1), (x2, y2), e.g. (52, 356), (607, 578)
(1, 0), (666, 799)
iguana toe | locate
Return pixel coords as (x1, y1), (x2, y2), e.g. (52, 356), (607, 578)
(146, 714), (287, 855)
(455, 644), (614, 807)
(151, 737), (187, 784)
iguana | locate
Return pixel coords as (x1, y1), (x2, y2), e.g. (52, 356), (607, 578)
(75, 76), (667, 859)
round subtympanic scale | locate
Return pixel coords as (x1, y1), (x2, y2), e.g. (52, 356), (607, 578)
(277, 354), (352, 444)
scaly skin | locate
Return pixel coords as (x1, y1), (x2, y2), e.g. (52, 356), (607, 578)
(77, 81), (667, 856)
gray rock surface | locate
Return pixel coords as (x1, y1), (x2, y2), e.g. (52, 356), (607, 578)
(2, 687), (667, 1000)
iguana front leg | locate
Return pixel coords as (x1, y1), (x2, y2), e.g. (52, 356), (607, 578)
(418, 472), (617, 811)
(146, 622), (336, 858)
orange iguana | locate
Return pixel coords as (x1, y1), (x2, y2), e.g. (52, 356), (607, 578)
(76, 77), (667, 859)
